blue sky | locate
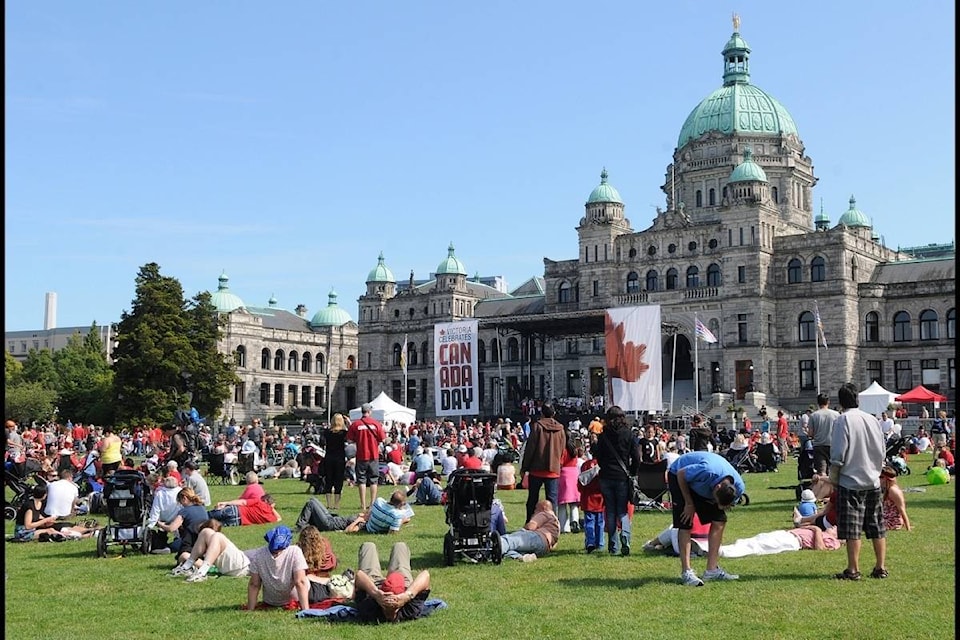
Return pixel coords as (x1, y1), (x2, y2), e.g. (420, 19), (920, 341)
(5, 1), (955, 331)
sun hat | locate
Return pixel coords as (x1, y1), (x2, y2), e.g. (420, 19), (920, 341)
(380, 571), (407, 595)
(800, 489), (817, 503)
(730, 435), (748, 451)
(458, 444), (468, 453)
(265, 525), (293, 553)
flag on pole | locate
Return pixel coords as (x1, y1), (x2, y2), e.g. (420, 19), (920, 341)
(813, 302), (828, 349)
(400, 335), (408, 374)
(695, 318), (718, 344)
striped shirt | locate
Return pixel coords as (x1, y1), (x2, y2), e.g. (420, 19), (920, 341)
(365, 497), (405, 533)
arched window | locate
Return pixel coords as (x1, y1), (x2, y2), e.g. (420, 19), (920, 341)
(706, 263), (721, 287)
(393, 343), (403, 367)
(558, 282), (572, 303)
(696, 190), (703, 207)
(810, 256), (826, 282)
(626, 272), (640, 293)
(274, 350), (285, 371)
(491, 339), (501, 363)
(919, 309), (939, 340)
(235, 346), (246, 368)
(316, 354), (325, 374)
(302, 352), (312, 373)
(645, 270), (659, 292)
(708, 188), (716, 206)
(478, 339), (486, 364)
(851, 257), (858, 281)
(787, 258), (802, 284)
(948, 308), (956, 339)
(709, 318), (721, 342)
(665, 268), (678, 290)
(508, 337), (520, 362)
(407, 342), (418, 366)
(865, 311), (880, 342)
(798, 311), (815, 342)
(421, 341), (429, 365)
(261, 348), (271, 370)
(288, 351), (299, 372)
(893, 311), (912, 342)
(722, 186), (728, 201)
(772, 186), (779, 203)
(686, 266), (700, 288)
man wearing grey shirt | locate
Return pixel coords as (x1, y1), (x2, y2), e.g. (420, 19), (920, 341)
(829, 382), (887, 581)
(806, 393), (840, 475)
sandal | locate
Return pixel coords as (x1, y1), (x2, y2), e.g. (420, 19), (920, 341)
(834, 569), (861, 581)
(870, 567), (889, 579)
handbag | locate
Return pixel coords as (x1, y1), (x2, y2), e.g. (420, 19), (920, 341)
(604, 437), (644, 507)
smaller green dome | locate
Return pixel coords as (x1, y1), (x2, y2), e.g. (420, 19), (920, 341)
(586, 168), (623, 204)
(366, 252), (396, 283)
(728, 148), (767, 183)
(209, 271), (245, 313)
(268, 294), (279, 308)
(436, 242), (467, 276)
(310, 289), (353, 327)
(838, 195), (870, 227)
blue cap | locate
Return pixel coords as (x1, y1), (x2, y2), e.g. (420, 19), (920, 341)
(264, 525), (292, 553)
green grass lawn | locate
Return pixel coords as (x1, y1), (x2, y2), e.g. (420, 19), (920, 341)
(5, 454), (956, 640)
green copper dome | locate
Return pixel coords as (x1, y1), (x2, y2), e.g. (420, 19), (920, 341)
(310, 289), (353, 327)
(436, 242), (467, 276)
(209, 272), (245, 313)
(268, 294), (279, 308)
(366, 252), (395, 283)
(586, 168), (623, 204)
(677, 27), (798, 148)
(728, 148), (768, 183)
(838, 195), (870, 227)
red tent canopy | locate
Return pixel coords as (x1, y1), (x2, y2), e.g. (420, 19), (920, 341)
(894, 385), (947, 403)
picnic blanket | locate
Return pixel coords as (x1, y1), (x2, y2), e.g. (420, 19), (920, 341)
(296, 598), (448, 622)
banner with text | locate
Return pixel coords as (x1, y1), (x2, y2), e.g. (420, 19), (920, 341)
(434, 319), (479, 416)
(604, 305), (663, 412)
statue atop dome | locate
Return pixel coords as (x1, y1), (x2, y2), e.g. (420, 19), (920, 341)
(732, 13), (740, 32)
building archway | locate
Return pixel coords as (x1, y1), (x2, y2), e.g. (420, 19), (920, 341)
(663, 333), (694, 381)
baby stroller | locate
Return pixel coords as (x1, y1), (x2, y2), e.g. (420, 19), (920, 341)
(96, 470), (153, 557)
(754, 442), (779, 472)
(885, 437), (911, 476)
(725, 445), (761, 474)
(442, 469), (501, 566)
(4, 468), (44, 521)
(795, 438), (816, 500)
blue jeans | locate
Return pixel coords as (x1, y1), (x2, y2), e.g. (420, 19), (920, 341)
(525, 475), (559, 523)
(600, 477), (632, 554)
(206, 504), (241, 527)
(295, 497), (355, 531)
(499, 529), (548, 559)
(583, 510), (606, 550)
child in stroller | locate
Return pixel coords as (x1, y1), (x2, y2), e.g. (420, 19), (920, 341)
(442, 469), (501, 566)
(885, 437), (911, 476)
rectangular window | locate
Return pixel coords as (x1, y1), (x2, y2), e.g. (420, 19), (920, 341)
(737, 314), (748, 344)
(566, 370), (581, 397)
(301, 386), (311, 407)
(728, 229), (733, 246)
(260, 383), (270, 405)
(894, 360), (912, 391)
(315, 387), (324, 407)
(366, 380), (373, 402)
(867, 360), (883, 386)
(233, 382), (245, 403)
(921, 359), (939, 389)
(391, 379), (402, 403)
(751, 226), (755, 244)
(592, 337), (604, 353)
(566, 338), (579, 354)
(421, 378), (427, 402)
(366, 352), (372, 368)
(21, 342), (27, 353)
(593, 280), (599, 296)
(767, 314), (774, 346)
(739, 228), (744, 245)
(799, 360), (817, 390)
(738, 266), (746, 283)
(949, 359), (956, 390)
(273, 384), (283, 405)
(506, 376), (519, 402)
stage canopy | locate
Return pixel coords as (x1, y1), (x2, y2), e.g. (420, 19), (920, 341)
(348, 391), (417, 426)
(858, 381), (897, 416)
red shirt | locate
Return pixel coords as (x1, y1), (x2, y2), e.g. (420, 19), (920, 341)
(777, 416), (789, 439)
(240, 499), (279, 525)
(388, 447), (403, 465)
(938, 449), (955, 466)
(347, 417), (385, 462)
(461, 456), (482, 470)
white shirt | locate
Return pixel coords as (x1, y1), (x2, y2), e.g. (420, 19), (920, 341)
(45, 479), (80, 518)
(880, 417), (895, 436)
(147, 485), (182, 527)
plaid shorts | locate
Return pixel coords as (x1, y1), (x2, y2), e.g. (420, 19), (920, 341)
(836, 485), (885, 540)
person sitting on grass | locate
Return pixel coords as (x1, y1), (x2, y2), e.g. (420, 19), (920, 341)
(245, 525), (310, 612)
(159, 488), (210, 567)
(169, 518), (251, 581)
(206, 493), (282, 527)
(353, 541), (431, 623)
(497, 499), (560, 562)
(880, 466), (911, 531)
(12, 484), (99, 542)
(413, 471), (443, 505)
(350, 490), (413, 534)
(297, 525), (340, 603)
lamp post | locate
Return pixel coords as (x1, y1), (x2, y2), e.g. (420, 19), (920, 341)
(712, 365), (720, 393)
(731, 387), (738, 431)
(748, 365), (755, 392)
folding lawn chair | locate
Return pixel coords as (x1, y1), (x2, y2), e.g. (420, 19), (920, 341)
(633, 459), (670, 512)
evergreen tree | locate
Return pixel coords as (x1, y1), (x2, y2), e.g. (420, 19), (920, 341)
(21, 348), (59, 389)
(54, 324), (114, 425)
(183, 290), (237, 421)
(5, 352), (24, 386)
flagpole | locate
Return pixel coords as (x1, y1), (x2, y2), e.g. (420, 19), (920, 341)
(693, 313), (700, 416)
(402, 334), (408, 406)
(814, 323), (821, 395)
(669, 328), (678, 415)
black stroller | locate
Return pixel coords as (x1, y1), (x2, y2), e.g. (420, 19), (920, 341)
(4, 468), (44, 521)
(795, 439), (816, 500)
(442, 469), (501, 566)
(96, 470), (153, 557)
(885, 437), (911, 476)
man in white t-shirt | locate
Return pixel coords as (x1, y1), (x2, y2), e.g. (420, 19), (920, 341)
(879, 412), (896, 440)
(246, 525), (309, 611)
(45, 469), (81, 518)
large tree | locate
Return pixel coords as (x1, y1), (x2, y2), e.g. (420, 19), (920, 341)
(112, 263), (236, 427)
(54, 324), (115, 425)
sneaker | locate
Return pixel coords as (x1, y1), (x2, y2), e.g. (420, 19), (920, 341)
(150, 547), (172, 555)
(642, 540), (659, 552)
(570, 521), (581, 534)
(185, 572), (208, 583)
(520, 553), (538, 563)
(704, 567), (739, 581)
(681, 569), (704, 587)
(169, 565), (194, 578)
(585, 545), (596, 554)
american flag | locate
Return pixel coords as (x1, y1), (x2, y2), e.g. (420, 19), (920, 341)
(695, 318), (718, 344)
(813, 302), (828, 349)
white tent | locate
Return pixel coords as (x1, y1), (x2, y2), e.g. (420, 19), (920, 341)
(858, 381), (897, 416)
(348, 391), (417, 426)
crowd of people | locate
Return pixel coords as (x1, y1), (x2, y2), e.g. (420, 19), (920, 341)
(5, 384), (952, 618)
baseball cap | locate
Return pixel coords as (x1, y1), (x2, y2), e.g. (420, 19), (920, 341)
(361, 403), (373, 413)
(457, 444), (468, 453)
(265, 525), (293, 553)
(380, 571), (407, 595)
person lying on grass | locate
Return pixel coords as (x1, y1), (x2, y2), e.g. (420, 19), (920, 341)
(353, 541), (431, 623)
